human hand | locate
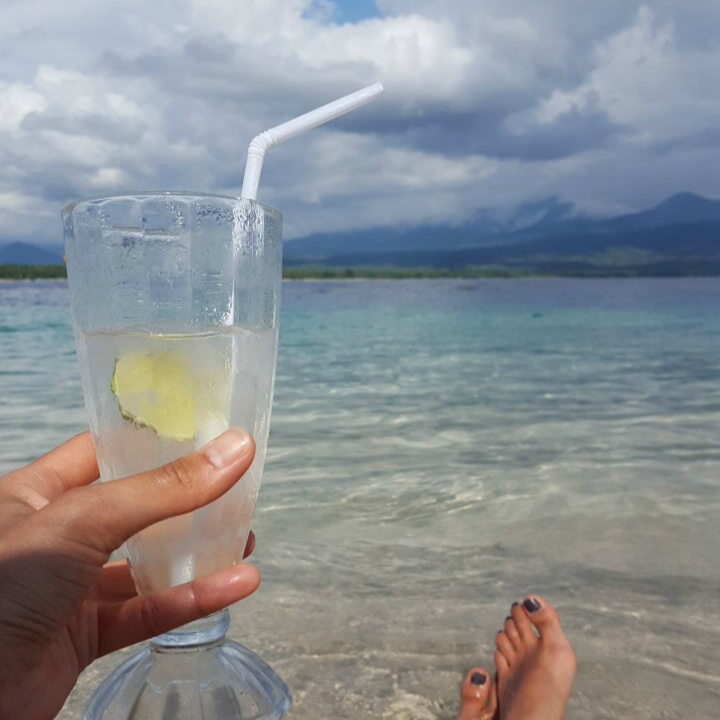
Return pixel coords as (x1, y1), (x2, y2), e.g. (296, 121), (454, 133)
(0, 428), (260, 720)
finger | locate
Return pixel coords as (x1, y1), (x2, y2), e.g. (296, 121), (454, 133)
(97, 532), (254, 603)
(97, 563), (261, 656)
(244, 531), (255, 559)
(0, 432), (99, 503)
(95, 560), (138, 603)
(35, 428), (255, 556)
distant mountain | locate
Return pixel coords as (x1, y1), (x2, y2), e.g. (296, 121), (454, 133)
(0, 242), (63, 265)
(320, 221), (720, 268)
(285, 192), (720, 276)
(286, 192), (720, 257)
(4, 193), (720, 276)
(285, 199), (582, 260)
(611, 192), (720, 229)
(502, 196), (576, 232)
(284, 212), (505, 260)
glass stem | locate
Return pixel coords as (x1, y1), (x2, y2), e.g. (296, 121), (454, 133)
(151, 609), (230, 650)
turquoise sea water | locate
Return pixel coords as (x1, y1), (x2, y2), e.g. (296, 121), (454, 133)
(2, 278), (720, 719)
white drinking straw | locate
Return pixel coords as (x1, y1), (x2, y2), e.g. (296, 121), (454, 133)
(240, 82), (385, 201)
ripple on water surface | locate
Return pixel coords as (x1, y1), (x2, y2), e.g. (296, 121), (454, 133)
(2, 279), (720, 720)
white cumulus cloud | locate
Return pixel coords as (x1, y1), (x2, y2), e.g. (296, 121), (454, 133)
(0, 0), (719, 243)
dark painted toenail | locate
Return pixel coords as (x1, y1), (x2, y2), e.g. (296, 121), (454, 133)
(470, 672), (486, 686)
(511, 602), (519, 608)
(505, 615), (511, 621)
(523, 598), (541, 612)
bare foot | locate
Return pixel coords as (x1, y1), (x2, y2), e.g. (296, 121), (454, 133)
(456, 666), (497, 720)
(494, 596), (576, 720)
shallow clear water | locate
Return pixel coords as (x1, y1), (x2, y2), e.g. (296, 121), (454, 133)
(1, 279), (719, 719)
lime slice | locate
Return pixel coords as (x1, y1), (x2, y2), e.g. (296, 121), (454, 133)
(111, 351), (197, 440)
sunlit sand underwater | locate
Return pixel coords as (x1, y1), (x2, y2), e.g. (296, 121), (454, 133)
(1, 278), (719, 720)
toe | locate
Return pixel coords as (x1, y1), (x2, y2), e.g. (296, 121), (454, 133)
(494, 649), (509, 683)
(503, 616), (522, 652)
(457, 667), (497, 720)
(522, 595), (565, 642)
(511, 601), (536, 645)
(495, 630), (516, 664)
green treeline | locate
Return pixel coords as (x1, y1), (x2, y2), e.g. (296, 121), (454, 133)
(0, 264), (68, 279)
(282, 265), (533, 279)
(0, 264), (529, 281)
(2, 261), (718, 281)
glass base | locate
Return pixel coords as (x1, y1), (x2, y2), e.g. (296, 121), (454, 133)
(84, 611), (291, 720)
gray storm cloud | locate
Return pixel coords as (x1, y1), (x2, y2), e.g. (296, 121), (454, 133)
(0, 0), (719, 242)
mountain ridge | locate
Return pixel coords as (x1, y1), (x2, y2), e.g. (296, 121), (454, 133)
(0, 242), (64, 265)
(282, 192), (720, 275)
(4, 193), (720, 276)
(283, 192), (720, 261)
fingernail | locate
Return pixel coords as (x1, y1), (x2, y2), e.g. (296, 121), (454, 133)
(204, 429), (252, 468)
(523, 598), (541, 612)
(470, 672), (486, 686)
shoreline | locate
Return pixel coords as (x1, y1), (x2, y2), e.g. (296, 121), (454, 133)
(2, 275), (720, 283)
(2, 266), (720, 282)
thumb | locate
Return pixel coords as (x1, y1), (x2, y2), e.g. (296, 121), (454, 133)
(35, 428), (255, 556)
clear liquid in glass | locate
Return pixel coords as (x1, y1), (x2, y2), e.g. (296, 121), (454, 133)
(79, 325), (276, 593)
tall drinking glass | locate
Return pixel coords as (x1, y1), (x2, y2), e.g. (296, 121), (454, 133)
(62, 193), (290, 720)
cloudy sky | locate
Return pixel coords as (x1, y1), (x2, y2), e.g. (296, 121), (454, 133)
(1, 0), (720, 243)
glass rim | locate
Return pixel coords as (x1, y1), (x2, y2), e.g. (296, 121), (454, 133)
(61, 191), (281, 219)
